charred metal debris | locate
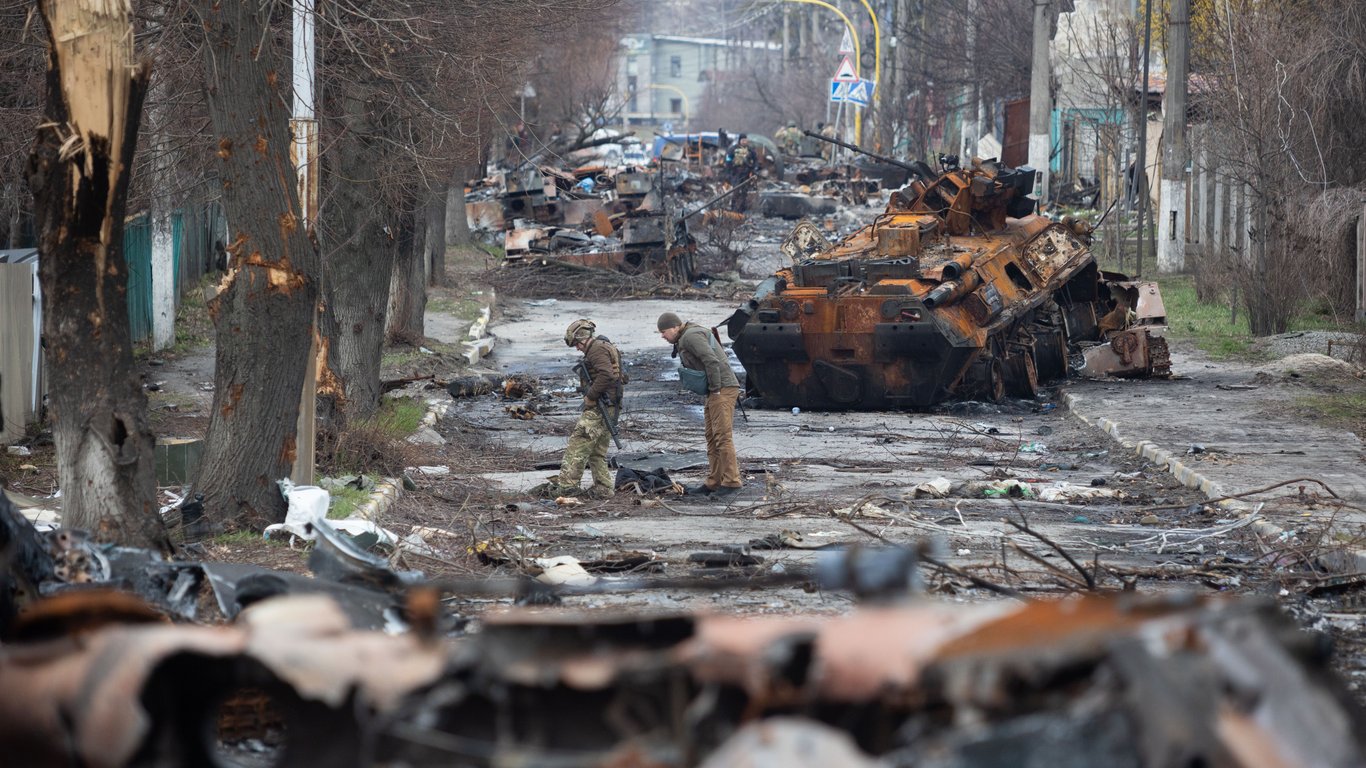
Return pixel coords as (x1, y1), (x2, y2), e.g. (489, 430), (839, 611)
(469, 134), (910, 287)
(727, 149), (1171, 411)
(3, 487), (1366, 767)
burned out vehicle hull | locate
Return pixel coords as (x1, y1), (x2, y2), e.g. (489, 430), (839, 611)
(729, 160), (1168, 410)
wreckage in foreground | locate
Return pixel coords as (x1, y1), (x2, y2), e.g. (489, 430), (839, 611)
(0, 592), (1361, 767)
(728, 154), (1169, 410)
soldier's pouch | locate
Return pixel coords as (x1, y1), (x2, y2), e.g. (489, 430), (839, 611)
(678, 365), (709, 395)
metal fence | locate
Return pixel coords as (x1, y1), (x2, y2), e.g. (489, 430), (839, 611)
(122, 203), (226, 344)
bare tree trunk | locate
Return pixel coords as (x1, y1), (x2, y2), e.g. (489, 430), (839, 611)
(386, 201), (426, 343)
(445, 173), (471, 251)
(25, 0), (167, 551)
(317, 93), (396, 426)
(192, 0), (319, 531)
(426, 183), (447, 287)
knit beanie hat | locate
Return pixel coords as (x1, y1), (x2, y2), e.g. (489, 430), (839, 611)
(656, 312), (683, 331)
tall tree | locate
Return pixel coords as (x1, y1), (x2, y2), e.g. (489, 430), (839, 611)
(25, 0), (168, 550)
(192, 0), (319, 530)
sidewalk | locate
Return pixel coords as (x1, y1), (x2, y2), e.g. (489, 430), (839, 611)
(1064, 345), (1366, 567)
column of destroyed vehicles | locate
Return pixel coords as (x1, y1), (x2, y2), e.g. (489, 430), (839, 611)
(480, 129), (1171, 407)
(4, 129), (1362, 768)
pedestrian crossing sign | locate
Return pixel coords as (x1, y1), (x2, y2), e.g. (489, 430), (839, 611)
(829, 80), (850, 103)
(844, 78), (874, 107)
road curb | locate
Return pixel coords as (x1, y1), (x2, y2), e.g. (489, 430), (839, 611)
(1061, 390), (1366, 569)
(356, 395), (453, 521)
(353, 477), (403, 522)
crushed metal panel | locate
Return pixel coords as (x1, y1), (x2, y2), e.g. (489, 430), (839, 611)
(1080, 328), (1172, 378)
(781, 220), (833, 264)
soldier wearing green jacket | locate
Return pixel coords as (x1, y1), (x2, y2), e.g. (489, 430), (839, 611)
(548, 319), (624, 499)
(657, 311), (742, 500)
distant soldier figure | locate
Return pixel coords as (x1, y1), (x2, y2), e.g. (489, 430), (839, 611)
(724, 134), (759, 211)
(542, 319), (624, 500)
(656, 312), (743, 500)
(819, 121), (837, 161)
(775, 120), (802, 155)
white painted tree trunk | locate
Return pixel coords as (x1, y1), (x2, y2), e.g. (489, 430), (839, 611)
(150, 207), (175, 349)
(1156, 177), (1186, 273)
(1357, 204), (1366, 322)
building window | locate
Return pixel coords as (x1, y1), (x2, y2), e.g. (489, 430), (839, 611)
(627, 75), (638, 112)
(670, 98), (682, 115)
(670, 55), (682, 78)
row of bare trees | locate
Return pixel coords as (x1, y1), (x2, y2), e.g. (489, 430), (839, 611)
(1193, 0), (1366, 334)
(13, 0), (619, 546)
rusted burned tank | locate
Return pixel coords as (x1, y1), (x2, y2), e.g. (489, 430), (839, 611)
(728, 157), (1169, 410)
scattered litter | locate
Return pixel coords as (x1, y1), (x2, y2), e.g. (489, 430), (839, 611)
(555, 496), (583, 507)
(7, 445), (31, 456)
(505, 404), (537, 420)
(1035, 425), (1054, 436)
(1188, 444), (1206, 454)
(1019, 442), (1048, 454)
(913, 478), (953, 499)
(1037, 482), (1122, 502)
(1140, 514), (1162, 526)
(956, 548), (971, 557)
(689, 548), (764, 567)
(571, 524), (609, 539)
(1073, 515), (1091, 524)
(834, 501), (892, 518)
(534, 556), (596, 586)
(974, 479), (1033, 498)
(409, 465), (450, 477)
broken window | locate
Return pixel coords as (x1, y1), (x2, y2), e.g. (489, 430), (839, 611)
(670, 98), (682, 115)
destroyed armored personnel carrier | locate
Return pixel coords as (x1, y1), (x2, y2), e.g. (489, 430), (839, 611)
(727, 156), (1169, 410)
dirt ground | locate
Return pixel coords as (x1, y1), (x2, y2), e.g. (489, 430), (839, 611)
(6, 245), (1365, 705)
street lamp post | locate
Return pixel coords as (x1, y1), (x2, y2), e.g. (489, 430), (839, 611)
(851, 0), (881, 146)
(775, 0), (863, 146)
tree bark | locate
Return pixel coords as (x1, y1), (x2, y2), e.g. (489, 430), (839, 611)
(192, 0), (320, 531)
(385, 200), (426, 343)
(25, 0), (168, 551)
(317, 93), (396, 426)
(425, 183), (447, 287)
(444, 165), (474, 253)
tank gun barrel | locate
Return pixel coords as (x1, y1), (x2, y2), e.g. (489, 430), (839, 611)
(802, 130), (933, 181)
(922, 271), (982, 309)
(679, 176), (756, 222)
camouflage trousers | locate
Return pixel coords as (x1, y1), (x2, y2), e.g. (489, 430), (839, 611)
(556, 406), (618, 494)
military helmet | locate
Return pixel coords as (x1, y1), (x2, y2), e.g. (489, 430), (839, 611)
(564, 318), (596, 347)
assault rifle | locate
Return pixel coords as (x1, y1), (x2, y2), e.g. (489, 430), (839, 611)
(573, 360), (624, 449)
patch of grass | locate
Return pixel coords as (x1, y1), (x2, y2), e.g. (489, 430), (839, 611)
(1295, 392), (1366, 435)
(327, 484), (372, 519)
(476, 243), (504, 260)
(374, 396), (426, 438)
(381, 348), (424, 369)
(1153, 274), (1264, 360)
(210, 530), (260, 546)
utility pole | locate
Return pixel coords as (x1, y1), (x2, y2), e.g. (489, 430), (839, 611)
(1156, 0), (1189, 273)
(290, 0), (319, 483)
(1028, 0), (1053, 204)
(1134, 0), (1154, 277)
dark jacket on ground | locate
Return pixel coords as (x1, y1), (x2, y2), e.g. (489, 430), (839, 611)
(675, 323), (739, 393)
(581, 336), (624, 408)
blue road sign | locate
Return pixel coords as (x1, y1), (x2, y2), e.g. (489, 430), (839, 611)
(829, 80), (850, 103)
(845, 79), (874, 108)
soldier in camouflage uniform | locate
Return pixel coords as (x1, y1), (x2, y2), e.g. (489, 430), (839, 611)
(544, 319), (625, 500)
